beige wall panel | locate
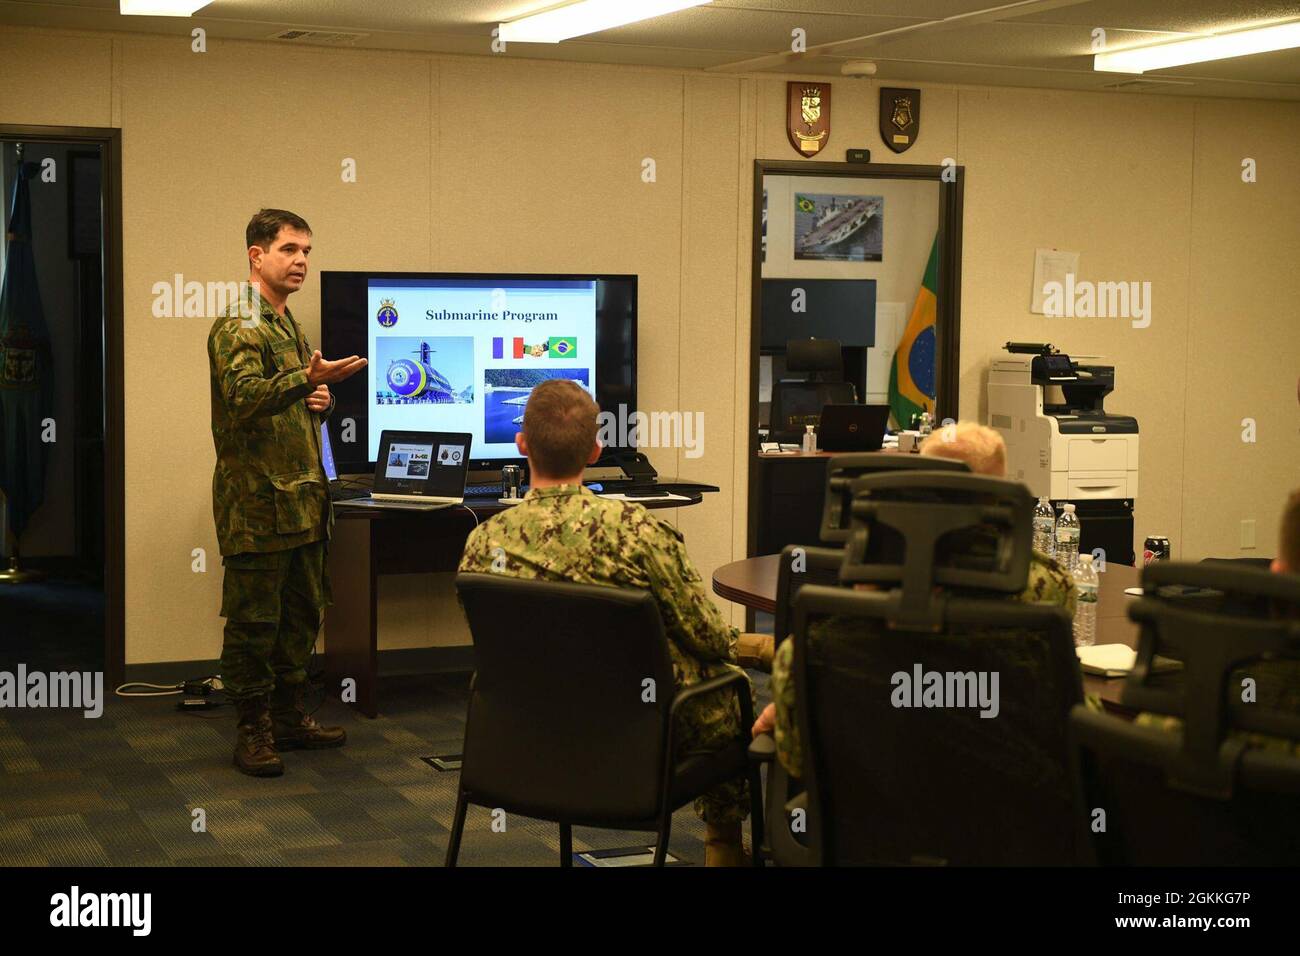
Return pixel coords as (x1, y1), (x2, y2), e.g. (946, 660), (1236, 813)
(1182, 99), (1300, 560)
(676, 74), (743, 614)
(730, 78), (758, 625)
(432, 57), (685, 483)
(0, 28), (113, 128)
(118, 36), (431, 663)
(956, 87), (1194, 559)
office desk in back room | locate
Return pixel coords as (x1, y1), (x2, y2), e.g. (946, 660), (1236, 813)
(752, 450), (839, 557)
(324, 491), (706, 717)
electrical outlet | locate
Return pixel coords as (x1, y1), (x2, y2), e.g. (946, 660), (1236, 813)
(1241, 519), (1256, 550)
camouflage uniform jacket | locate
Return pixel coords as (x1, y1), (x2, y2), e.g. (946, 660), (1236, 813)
(771, 551), (1077, 776)
(459, 484), (746, 696)
(208, 290), (332, 557)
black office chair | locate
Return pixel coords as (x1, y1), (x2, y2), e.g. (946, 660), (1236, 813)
(768, 338), (857, 443)
(450, 573), (764, 867)
(819, 452), (969, 544)
(1200, 556), (1275, 569)
(748, 543), (843, 866)
(789, 472), (1083, 865)
(1069, 561), (1300, 865)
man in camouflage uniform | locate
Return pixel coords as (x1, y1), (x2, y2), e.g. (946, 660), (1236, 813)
(458, 379), (753, 865)
(208, 209), (367, 776)
(753, 421), (1077, 776)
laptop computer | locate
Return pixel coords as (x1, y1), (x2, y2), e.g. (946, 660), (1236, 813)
(320, 421), (371, 501)
(818, 403), (891, 452)
(340, 430), (472, 512)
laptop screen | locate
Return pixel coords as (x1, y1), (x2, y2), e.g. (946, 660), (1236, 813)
(320, 422), (338, 481)
(373, 430), (471, 498)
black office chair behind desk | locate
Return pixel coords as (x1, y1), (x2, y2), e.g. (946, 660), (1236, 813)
(785, 472), (1083, 865)
(450, 574), (764, 867)
(1069, 562), (1300, 865)
(768, 338), (857, 443)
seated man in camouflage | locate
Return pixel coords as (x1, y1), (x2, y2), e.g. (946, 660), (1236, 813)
(458, 379), (753, 865)
(753, 421), (1077, 777)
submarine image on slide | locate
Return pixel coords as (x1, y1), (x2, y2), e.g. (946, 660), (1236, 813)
(383, 341), (456, 404)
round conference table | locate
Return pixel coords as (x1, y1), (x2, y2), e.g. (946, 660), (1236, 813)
(712, 554), (1142, 708)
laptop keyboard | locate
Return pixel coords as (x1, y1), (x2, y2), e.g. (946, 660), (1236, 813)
(329, 483), (372, 502)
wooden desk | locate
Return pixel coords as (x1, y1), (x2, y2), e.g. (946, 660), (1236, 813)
(712, 555), (1141, 707)
(751, 449), (908, 562)
(325, 492), (703, 717)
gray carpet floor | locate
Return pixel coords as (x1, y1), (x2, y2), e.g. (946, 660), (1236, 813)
(0, 669), (772, 867)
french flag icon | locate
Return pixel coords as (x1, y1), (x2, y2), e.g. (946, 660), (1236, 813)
(491, 337), (526, 359)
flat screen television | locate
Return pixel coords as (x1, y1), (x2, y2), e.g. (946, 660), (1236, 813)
(321, 272), (636, 474)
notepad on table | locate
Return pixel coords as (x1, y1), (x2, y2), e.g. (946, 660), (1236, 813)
(1076, 644), (1136, 678)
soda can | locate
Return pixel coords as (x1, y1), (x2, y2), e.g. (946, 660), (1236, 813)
(1142, 535), (1170, 566)
(501, 463), (523, 500)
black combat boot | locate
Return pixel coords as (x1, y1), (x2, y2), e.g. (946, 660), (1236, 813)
(271, 681), (347, 750)
(233, 696), (284, 777)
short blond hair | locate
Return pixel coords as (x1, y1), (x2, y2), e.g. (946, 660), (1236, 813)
(920, 421), (1007, 477)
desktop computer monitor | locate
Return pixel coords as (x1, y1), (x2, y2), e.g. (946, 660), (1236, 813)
(322, 272), (637, 474)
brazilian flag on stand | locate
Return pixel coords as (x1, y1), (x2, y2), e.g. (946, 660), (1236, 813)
(888, 235), (938, 429)
(0, 160), (54, 541)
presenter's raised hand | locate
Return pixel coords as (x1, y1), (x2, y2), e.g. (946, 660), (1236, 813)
(307, 350), (367, 386)
(305, 384), (331, 413)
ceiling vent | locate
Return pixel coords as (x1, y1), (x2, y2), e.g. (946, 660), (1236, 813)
(270, 29), (368, 45)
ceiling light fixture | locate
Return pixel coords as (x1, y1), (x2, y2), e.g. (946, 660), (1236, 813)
(120, 0), (209, 14)
(499, 0), (712, 44)
(1094, 19), (1300, 73)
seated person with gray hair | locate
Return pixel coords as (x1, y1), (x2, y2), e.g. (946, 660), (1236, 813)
(752, 420), (1077, 777)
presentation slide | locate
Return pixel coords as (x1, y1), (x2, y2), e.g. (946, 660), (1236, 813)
(384, 442), (432, 481)
(366, 278), (598, 461)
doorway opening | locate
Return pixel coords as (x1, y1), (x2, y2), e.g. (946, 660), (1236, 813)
(0, 127), (124, 684)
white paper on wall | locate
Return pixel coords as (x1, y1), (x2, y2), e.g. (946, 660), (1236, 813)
(1031, 248), (1080, 314)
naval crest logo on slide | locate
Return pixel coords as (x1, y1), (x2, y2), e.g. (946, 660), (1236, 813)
(377, 298), (399, 328)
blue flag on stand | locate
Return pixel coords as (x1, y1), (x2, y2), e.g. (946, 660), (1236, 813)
(0, 160), (54, 540)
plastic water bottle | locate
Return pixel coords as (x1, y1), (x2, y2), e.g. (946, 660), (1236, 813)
(802, 424), (818, 453)
(1073, 553), (1098, 646)
(1055, 503), (1080, 573)
(1032, 496), (1056, 558)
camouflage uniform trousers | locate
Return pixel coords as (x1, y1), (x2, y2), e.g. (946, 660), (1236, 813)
(219, 540), (331, 700)
(673, 661), (752, 826)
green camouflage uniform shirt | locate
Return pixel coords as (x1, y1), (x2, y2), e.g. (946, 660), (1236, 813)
(771, 551), (1077, 777)
(208, 290), (332, 557)
(458, 484), (751, 824)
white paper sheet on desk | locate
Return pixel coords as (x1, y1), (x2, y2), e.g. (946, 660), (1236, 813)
(598, 492), (694, 502)
(1076, 644), (1136, 677)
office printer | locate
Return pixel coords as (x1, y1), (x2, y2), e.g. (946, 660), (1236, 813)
(988, 342), (1138, 564)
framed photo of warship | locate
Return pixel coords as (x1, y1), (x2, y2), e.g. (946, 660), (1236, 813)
(793, 192), (883, 262)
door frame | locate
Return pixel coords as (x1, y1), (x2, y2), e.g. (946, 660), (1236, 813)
(747, 159), (965, 558)
(1, 124), (125, 685)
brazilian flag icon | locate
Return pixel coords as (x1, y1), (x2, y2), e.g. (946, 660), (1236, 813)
(548, 336), (577, 358)
(796, 195), (816, 214)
